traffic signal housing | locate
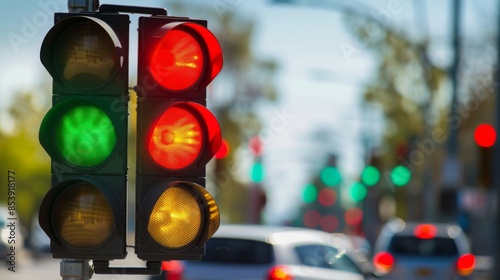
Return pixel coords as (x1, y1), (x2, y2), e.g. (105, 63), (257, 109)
(38, 12), (129, 260)
(475, 124), (496, 187)
(135, 15), (223, 261)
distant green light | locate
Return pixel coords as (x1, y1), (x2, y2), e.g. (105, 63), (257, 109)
(56, 105), (116, 167)
(250, 162), (265, 183)
(390, 165), (411, 187)
(302, 184), (317, 203)
(361, 165), (380, 186)
(349, 182), (367, 202)
(320, 166), (342, 187)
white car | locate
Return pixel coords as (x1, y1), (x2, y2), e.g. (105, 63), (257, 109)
(372, 218), (475, 280)
(179, 224), (369, 280)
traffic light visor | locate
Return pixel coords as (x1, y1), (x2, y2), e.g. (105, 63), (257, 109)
(147, 102), (221, 171)
(144, 182), (220, 250)
(52, 182), (115, 248)
(147, 22), (223, 92)
(41, 16), (123, 90)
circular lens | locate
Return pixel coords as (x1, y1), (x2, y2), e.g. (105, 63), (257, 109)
(54, 21), (118, 89)
(148, 105), (203, 170)
(147, 185), (202, 248)
(150, 29), (204, 91)
(53, 182), (114, 247)
(56, 105), (116, 167)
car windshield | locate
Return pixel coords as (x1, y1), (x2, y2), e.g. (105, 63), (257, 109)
(388, 236), (459, 256)
(294, 245), (363, 275)
(200, 238), (274, 265)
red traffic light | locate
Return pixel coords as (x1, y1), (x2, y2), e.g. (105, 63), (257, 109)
(144, 21), (222, 93)
(474, 124), (496, 148)
(146, 102), (221, 171)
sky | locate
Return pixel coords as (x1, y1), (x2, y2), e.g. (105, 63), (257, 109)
(0, 0), (498, 224)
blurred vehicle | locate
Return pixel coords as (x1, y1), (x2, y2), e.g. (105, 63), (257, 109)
(156, 224), (371, 280)
(331, 233), (374, 274)
(372, 218), (475, 280)
(28, 213), (51, 258)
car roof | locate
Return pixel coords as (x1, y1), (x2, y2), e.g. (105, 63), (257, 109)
(213, 224), (336, 246)
(382, 219), (464, 238)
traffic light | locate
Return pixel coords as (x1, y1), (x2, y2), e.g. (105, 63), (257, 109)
(475, 124), (496, 187)
(38, 12), (129, 259)
(135, 15), (223, 261)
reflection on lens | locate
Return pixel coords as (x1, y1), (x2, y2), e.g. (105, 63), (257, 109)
(54, 21), (118, 89)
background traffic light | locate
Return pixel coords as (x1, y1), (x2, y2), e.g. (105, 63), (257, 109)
(38, 12), (129, 260)
(475, 124), (496, 187)
(135, 15), (223, 261)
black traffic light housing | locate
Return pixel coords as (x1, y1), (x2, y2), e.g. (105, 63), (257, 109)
(38, 11), (129, 260)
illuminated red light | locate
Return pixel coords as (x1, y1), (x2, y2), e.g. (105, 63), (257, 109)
(373, 252), (395, 273)
(457, 253), (475, 276)
(344, 207), (363, 226)
(474, 124), (496, 148)
(150, 29), (203, 91)
(147, 102), (221, 171)
(214, 139), (229, 159)
(148, 105), (202, 170)
(148, 22), (223, 93)
(414, 224), (437, 239)
(267, 265), (293, 280)
(318, 189), (336, 207)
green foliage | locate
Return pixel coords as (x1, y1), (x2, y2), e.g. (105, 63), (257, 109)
(0, 91), (51, 228)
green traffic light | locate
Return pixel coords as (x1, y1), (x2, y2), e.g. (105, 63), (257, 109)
(349, 182), (367, 202)
(302, 184), (318, 203)
(320, 166), (342, 187)
(390, 165), (411, 187)
(56, 105), (116, 167)
(250, 162), (265, 183)
(361, 165), (380, 186)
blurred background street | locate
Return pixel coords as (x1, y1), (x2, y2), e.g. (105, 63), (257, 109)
(1, 0), (500, 279)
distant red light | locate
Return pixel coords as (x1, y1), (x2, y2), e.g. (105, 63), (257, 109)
(414, 224), (437, 239)
(373, 252), (395, 273)
(474, 124), (496, 148)
(215, 139), (229, 159)
(303, 210), (321, 228)
(345, 207), (363, 226)
(318, 189), (336, 207)
(320, 215), (339, 233)
(457, 253), (475, 276)
(249, 136), (263, 156)
(267, 265), (293, 280)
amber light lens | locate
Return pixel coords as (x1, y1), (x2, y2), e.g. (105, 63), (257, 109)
(52, 182), (114, 247)
(146, 183), (220, 249)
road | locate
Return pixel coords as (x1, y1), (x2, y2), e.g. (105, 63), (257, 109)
(0, 248), (494, 280)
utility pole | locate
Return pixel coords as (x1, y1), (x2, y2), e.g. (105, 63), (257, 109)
(492, 0), (500, 277)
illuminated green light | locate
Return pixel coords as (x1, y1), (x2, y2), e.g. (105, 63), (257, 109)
(390, 165), (411, 187)
(250, 162), (265, 183)
(361, 166), (380, 186)
(56, 105), (116, 167)
(302, 184), (317, 203)
(349, 182), (367, 202)
(320, 166), (341, 187)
